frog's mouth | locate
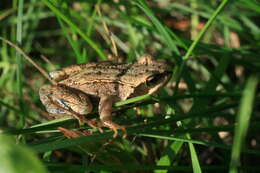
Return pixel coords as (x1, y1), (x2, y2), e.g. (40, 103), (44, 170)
(147, 71), (172, 95)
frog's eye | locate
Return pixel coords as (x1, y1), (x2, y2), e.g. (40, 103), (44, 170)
(146, 74), (164, 86)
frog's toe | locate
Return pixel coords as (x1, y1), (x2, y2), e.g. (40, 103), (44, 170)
(82, 118), (103, 132)
(102, 121), (127, 138)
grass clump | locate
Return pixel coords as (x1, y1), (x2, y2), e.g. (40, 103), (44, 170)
(0, 0), (259, 172)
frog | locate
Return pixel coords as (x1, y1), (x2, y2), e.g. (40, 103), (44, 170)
(39, 54), (172, 137)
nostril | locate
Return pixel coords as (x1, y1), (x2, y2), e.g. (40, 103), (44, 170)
(49, 70), (66, 80)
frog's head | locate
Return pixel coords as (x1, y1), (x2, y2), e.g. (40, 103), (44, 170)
(127, 54), (173, 97)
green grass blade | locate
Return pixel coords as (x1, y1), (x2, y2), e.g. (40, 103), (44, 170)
(140, 133), (260, 155)
(183, 0), (230, 60)
(229, 75), (259, 173)
(189, 142), (202, 173)
(16, 0), (25, 127)
(57, 18), (86, 63)
(0, 134), (48, 173)
(0, 99), (20, 112)
(41, 0), (106, 60)
(174, 0), (230, 93)
(135, 0), (181, 61)
(45, 163), (228, 172)
(156, 141), (184, 173)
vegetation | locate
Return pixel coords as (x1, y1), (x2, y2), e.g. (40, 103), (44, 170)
(0, 0), (259, 172)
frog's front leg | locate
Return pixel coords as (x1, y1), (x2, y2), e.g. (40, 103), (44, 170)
(99, 96), (127, 138)
(39, 84), (98, 128)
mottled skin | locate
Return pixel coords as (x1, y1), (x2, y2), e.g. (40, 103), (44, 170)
(39, 55), (172, 137)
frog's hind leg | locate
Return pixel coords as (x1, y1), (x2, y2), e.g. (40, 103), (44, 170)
(40, 84), (92, 114)
(39, 84), (101, 130)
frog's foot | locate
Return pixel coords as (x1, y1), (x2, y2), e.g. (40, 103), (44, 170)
(77, 116), (103, 133)
(58, 127), (92, 138)
(102, 121), (127, 138)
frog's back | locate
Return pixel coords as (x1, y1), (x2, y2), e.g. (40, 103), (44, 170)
(58, 62), (137, 100)
(57, 56), (172, 101)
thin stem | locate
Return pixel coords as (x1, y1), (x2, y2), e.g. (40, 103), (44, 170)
(0, 37), (57, 85)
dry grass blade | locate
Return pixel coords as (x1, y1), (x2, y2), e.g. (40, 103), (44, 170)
(40, 55), (55, 67)
(96, 5), (118, 57)
(0, 37), (57, 85)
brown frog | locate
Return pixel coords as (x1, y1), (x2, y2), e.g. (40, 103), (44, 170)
(39, 55), (172, 137)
